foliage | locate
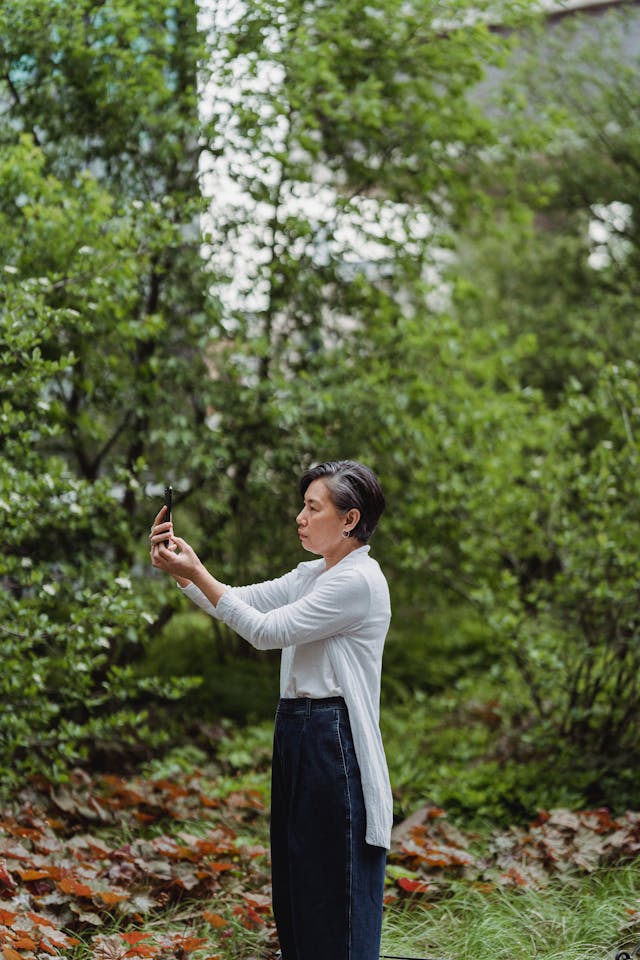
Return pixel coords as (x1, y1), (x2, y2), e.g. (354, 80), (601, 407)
(1, 271), (195, 791)
(193, 0), (535, 591)
(442, 9), (640, 792)
(383, 865), (640, 960)
(381, 687), (590, 828)
(0, 0), (213, 792)
(457, 7), (640, 403)
(3, 0), (640, 823)
(2, 756), (640, 959)
(389, 803), (640, 896)
(1, 0), (531, 788)
(0, 767), (275, 959)
(141, 611), (280, 723)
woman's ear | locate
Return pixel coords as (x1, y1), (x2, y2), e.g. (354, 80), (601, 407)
(345, 508), (361, 533)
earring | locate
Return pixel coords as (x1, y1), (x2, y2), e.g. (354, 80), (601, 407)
(342, 530), (350, 538)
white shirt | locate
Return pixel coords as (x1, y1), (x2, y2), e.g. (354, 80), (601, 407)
(179, 545), (393, 848)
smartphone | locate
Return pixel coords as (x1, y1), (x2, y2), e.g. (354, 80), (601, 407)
(164, 485), (173, 545)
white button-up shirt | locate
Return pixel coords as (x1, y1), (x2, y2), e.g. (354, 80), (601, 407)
(179, 545), (393, 848)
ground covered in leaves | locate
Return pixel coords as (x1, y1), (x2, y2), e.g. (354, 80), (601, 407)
(2, 765), (640, 960)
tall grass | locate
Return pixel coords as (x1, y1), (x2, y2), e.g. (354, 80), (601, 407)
(381, 867), (640, 960)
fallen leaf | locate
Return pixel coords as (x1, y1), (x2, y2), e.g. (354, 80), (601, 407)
(0, 861), (17, 889)
(58, 877), (95, 897)
(397, 877), (433, 893)
(3, 948), (23, 960)
(203, 911), (228, 928)
(11, 936), (36, 950)
(243, 892), (272, 910)
(121, 932), (151, 945)
(96, 890), (131, 904)
(16, 868), (53, 882)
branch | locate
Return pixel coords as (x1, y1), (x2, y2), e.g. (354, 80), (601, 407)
(4, 72), (42, 146)
(0, 624), (30, 640)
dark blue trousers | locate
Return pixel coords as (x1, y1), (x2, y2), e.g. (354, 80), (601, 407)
(270, 697), (386, 960)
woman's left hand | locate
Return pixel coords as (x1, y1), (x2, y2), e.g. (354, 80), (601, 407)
(153, 535), (202, 579)
(149, 509), (203, 582)
(149, 510), (226, 605)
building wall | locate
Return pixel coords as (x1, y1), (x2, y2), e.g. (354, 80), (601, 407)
(475, 0), (640, 104)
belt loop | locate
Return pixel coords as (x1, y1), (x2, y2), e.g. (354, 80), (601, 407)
(305, 698), (312, 718)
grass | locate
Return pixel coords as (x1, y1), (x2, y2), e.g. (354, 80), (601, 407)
(381, 867), (640, 960)
(150, 716), (640, 960)
(7, 717), (639, 960)
(62, 865), (640, 960)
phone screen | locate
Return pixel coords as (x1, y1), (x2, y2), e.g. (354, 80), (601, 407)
(164, 486), (172, 544)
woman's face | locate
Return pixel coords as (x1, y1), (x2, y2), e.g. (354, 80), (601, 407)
(296, 479), (353, 556)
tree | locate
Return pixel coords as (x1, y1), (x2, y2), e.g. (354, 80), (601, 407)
(442, 7), (640, 800)
(1, 0), (549, 791)
(0, 0), (214, 789)
(193, 0), (532, 568)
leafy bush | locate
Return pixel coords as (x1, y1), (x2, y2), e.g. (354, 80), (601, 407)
(142, 610), (280, 724)
(382, 690), (588, 828)
(0, 195), (202, 794)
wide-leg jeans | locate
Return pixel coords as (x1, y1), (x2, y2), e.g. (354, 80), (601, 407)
(270, 697), (386, 960)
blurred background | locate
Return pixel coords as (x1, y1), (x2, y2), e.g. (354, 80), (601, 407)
(2, 0), (639, 829)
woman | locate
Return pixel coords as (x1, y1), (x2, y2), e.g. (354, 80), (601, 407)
(149, 460), (393, 960)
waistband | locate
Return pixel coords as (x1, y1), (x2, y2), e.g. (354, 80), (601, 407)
(277, 696), (346, 717)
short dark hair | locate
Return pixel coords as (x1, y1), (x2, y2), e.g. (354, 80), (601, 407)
(300, 460), (386, 543)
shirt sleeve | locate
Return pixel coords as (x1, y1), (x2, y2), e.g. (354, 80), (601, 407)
(178, 568), (299, 619)
(214, 567), (371, 650)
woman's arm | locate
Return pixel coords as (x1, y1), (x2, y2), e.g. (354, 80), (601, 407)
(151, 522), (370, 651)
(214, 568), (371, 651)
(150, 514), (296, 614)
